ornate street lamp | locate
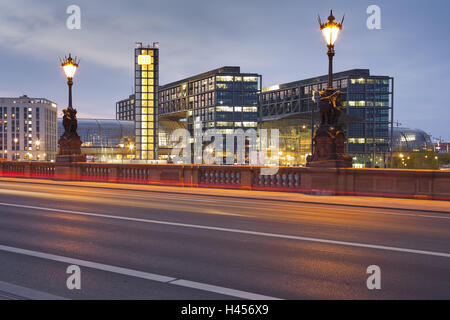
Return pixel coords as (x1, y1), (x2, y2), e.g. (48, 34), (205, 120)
(318, 10), (344, 89)
(56, 54), (85, 163)
(306, 10), (352, 168)
(61, 54), (79, 109)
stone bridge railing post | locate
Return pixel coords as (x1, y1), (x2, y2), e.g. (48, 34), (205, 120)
(241, 167), (253, 189)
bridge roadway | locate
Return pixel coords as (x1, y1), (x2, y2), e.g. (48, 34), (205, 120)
(0, 177), (448, 299)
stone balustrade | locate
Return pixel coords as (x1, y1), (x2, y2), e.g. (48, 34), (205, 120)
(0, 161), (449, 200)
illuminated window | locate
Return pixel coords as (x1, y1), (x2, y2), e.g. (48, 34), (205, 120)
(217, 121), (234, 127)
(216, 76), (233, 82)
(216, 106), (234, 112)
(243, 76), (258, 82)
(350, 78), (366, 84)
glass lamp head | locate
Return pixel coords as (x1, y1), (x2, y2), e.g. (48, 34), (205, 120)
(319, 10), (344, 47)
(61, 54), (79, 79)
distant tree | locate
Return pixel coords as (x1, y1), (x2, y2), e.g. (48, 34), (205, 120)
(392, 151), (439, 169)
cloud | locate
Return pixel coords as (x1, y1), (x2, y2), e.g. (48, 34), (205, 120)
(0, 0), (448, 140)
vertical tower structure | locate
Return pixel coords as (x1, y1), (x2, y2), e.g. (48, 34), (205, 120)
(135, 43), (159, 160)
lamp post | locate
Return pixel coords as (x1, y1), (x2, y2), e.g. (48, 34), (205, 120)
(306, 10), (352, 168)
(56, 53), (85, 163)
(319, 10), (344, 89)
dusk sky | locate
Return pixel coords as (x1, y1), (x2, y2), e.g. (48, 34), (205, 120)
(0, 0), (448, 140)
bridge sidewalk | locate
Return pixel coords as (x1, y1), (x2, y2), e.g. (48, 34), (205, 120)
(0, 177), (448, 214)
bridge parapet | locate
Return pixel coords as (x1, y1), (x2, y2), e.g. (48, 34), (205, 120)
(0, 161), (449, 200)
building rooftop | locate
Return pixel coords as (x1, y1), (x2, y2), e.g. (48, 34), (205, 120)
(159, 66), (259, 90)
(262, 69), (391, 92)
(0, 95), (57, 105)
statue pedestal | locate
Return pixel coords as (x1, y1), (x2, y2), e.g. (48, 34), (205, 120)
(306, 126), (352, 168)
(56, 134), (86, 164)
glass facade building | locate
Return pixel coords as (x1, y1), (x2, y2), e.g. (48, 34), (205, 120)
(158, 66), (260, 160)
(116, 94), (135, 121)
(261, 69), (394, 167)
(391, 127), (433, 152)
(134, 44), (159, 160)
(58, 119), (135, 162)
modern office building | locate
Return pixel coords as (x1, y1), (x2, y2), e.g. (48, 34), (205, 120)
(116, 51), (392, 167)
(158, 66), (261, 160)
(116, 94), (135, 121)
(260, 69), (393, 167)
(57, 119), (135, 162)
(134, 43), (159, 160)
(0, 95), (57, 161)
(117, 66), (261, 161)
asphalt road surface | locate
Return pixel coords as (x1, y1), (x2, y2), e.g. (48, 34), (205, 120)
(0, 178), (448, 300)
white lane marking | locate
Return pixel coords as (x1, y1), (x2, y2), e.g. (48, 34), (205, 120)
(169, 279), (275, 300)
(0, 244), (279, 300)
(0, 280), (67, 300)
(0, 202), (449, 258)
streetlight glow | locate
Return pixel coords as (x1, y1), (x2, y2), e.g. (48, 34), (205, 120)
(319, 10), (344, 47)
(321, 25), (340, 47)
(62, 54), (79, 79)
